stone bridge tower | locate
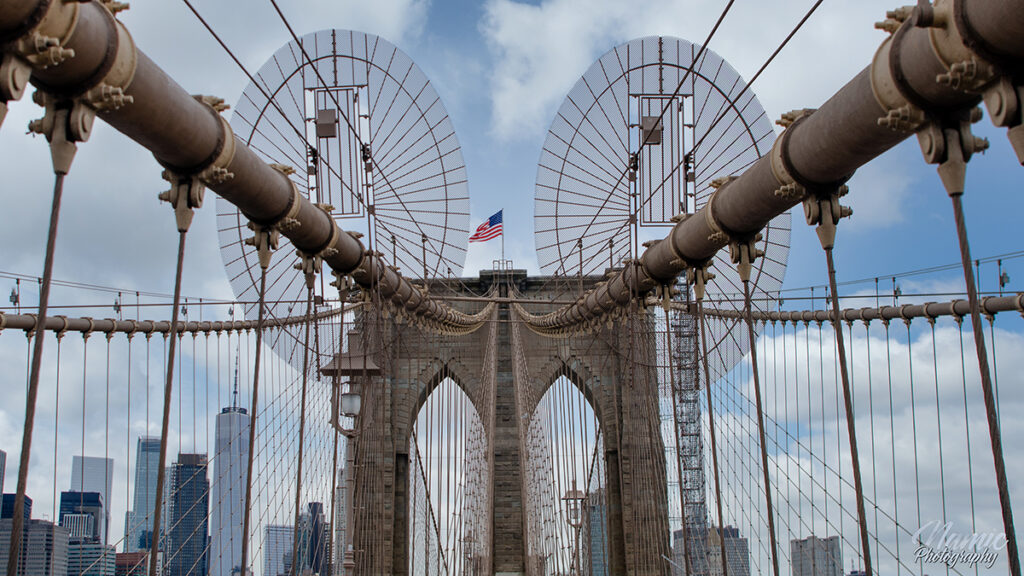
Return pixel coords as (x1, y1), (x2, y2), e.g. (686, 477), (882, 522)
(336, 269), (672, 575)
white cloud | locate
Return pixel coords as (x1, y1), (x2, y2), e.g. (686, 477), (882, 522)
(700, 317), (1024, 574)
(481, 0), (903, 141)
(843, 152), (916, 231)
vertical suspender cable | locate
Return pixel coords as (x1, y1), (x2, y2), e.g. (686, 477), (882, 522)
(824, 248), (873, 576)
(150, 229), (189, 576)
(697, 300), (729, 576)
(7, 172), (65, 576)
(328, 293), (347, 576)
(52, 335), (63, 522)
(741, 280), (780, 576)
(240, 269), (268, 576)
(291, 285), (315, 575)
(949, 195), (1019, 576)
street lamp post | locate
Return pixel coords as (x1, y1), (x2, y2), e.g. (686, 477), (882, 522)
(331, 380), (361, 576)
(562, 482), (585, 576)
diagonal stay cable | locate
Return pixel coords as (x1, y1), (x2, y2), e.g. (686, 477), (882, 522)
(265, 0), (472, 286)
(690, 0), (826, 154)
(570, 0), (737, 247)
(533, 0), (824, 314)
(183, 0), (473, 294)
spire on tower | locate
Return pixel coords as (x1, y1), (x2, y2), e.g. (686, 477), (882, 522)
(222, 339), (247, 415)
(232, 344), (240, 410)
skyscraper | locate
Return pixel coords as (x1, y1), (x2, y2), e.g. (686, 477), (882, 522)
(60, 491), (104, 543)
(708, 525), (750, 576)
(1, 494), (30, 521)
(670, 525), (750, 576)
(0, 517), (70, 576)
(307, 502), (329, 576)
(168, 454), (209, 576)
(293, 507), (313, 574)
(61, 490), (116, 576)
(70, 456), (114, 544)
(66, 542), (116, 576)
(263, 525), (293, 576)
(791, 535), (842, 576)
(672, 525), (713, 576)
(209, 368), (250, 576)
(125, 437), (161, 553)
(1, 448), (6, 492)
(587, 491), (608, 576)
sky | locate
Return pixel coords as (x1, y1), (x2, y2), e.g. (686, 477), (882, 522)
(0, 0), (1022, 573)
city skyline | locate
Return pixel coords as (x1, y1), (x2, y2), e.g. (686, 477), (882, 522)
(0, 389), (266, 551)
(168, 453), (210, 576)
(209, 369), (251, 576)
(125, 436), (161, 554)
(0, 0), (1021, 573)
(262, 524), (293, 576)
(791, 535), (843, 576)
(70, 456), (114, 546)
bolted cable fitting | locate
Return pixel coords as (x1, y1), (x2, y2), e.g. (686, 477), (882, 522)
(193, 94), (229, 113)
(294, 249), (323, 290)
(27, 91), (96, 174)
(776, 108), (816, 130)
(936, 59), (978, 90)
(293, 202), (340, 289)
(361, 144), (373, 174)
(803, 185), (853, 250)
(188, 96), (236, 187)
(330, 270), (354, 304)
(685, 263), (715, 302)
(0, 53), (32, 130)
(100, 1), (130, 15)
(655, 283), (681, 311)
(83, 82), (133, 111)
(709, 175), (737, 190)
(158, 171), (204, 232)
(20, 32), (76, 69)
(243, 222), (280, 271)
(982, 78), (1024, 165)
(729, 234), (765, 284)
(877, 104), (925, 132)
(916, 109), (988, 197)
(874, 3), (927, 34)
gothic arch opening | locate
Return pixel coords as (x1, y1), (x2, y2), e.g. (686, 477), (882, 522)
(408, 376), (489, 574)
(522, 374), (605, 575)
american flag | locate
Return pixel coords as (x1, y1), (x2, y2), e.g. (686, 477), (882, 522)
(468, 210), (503, 242)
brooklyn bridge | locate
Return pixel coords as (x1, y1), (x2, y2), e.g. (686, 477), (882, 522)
(0, 0), (1021, 574)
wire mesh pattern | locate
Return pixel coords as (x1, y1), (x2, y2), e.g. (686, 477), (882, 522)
(218, 29), (470, 370)
(534, 35), (790, 379)
(3, 2), (1024, 574)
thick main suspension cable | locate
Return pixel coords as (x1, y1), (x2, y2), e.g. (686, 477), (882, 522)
(509, 0), (1024, 333)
